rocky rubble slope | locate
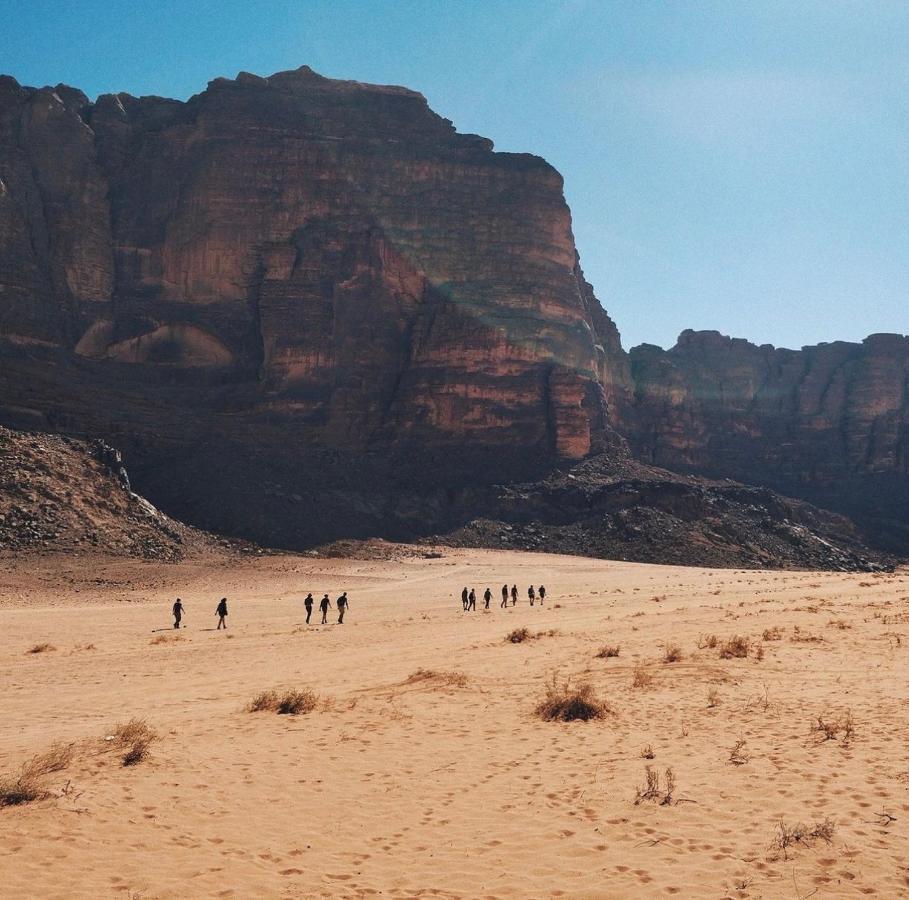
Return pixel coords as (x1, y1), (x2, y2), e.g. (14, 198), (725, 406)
(0, 427), (223, 559)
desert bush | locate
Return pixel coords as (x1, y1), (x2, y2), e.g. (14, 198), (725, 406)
(150, 634), (183, 645)
(728, 739), (750, 766)
(697, 633), (718, 650)
(113, 719), (157, 766)
(662, 643), (683, 663)
(248, 690), (280, 712)
(27, 643), (56, 654)
(813, 710), (855, 744)
(632, 662), (654, 689)
(405, 669), (468, 688)
(506, 627), (531, 644)
(634, 766), (676, 805)
(719, 635), (750, 659)
(595, 645), (620, 659)
(707, 687), (721, 708)
(535, 675), (607, 722)
(769, 817), (835, 860)
(248, 689), (318, 716)
(762, 627), (784, 641)
(0, 742), (75, 807)
(640, 743), (655, 759)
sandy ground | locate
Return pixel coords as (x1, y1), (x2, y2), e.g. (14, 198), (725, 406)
(0, 547), (907, 899)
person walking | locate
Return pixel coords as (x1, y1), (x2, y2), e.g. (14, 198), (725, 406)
(304, 592), (314, 624)
(320, 593), (331, 624)
(468, 588), (476, 611)
(483, 587), (492, 609)
(501, 584), (508, 608)
(216, 597), (228, 630)
(528, 585), (536, 606)
(511, 584), (518, 606)
(539, 585), (546, 604)
(461, 587), (469, 611)
(172, 598), (184, 629)
(337, 592), (349, 624)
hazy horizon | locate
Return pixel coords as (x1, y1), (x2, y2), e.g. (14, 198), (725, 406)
(2, 0), (905, 350)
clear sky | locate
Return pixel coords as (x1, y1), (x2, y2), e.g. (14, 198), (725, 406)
(1, 0), (906, 350)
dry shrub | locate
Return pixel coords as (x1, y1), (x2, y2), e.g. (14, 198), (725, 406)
(535, 675), (607, 722)
(728, 739), (750, 766)
(640, 743), (655, 759)
(791, 627), (824, 644)
(506, 627), (531, 644)
(634, 766), (676, 805)
(828, 619), (852, 630)
(769, 818), (836, 860)
(632, 662), (654, 689)
(27, 643), (56, 654)
(813, 710), (855, 744)
(113, 719), (157, 766)
(707, 686), (721, 708)
(405, 669), (468, 688)
(662, 643), (683, 663)
(248, 689), (318, 716)
(697, 633), (719, 650)
(0, 742), (75, 807)
(150, 634), (182, 645)
(719, 635), (750, 659)
(762, 627), (784, 641)
(595, 645), (620, 659)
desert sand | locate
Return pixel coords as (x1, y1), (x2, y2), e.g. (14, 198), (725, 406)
(0, 546), (907, 899)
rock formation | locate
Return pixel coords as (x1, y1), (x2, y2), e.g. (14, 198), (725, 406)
(0, 65), (905, 561)
(627, 331), (909, 551)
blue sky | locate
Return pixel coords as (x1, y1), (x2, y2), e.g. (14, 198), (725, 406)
(1, 0), (906, 350)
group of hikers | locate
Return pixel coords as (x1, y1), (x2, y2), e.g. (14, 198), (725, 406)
(169, 592), (350, 629)
(461, 584), (546, 611)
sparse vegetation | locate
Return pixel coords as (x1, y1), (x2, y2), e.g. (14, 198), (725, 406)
(0, 742), (75, 807)
(113, 719), (157, 766)
(150, 634), (183, 645)
(640, 743), (655, 759)
(719, 635), (750, 658)
(505, 627), (558, 644)
(634, 766), (676, 805)
(769, 817), (836, 860)
(595, 645), (620, 659)
(535, 675), (608, 722)
(728, 739), (750, 766)
(697, 633), (718, 650)
(813, 710), (855, 744)
(405, 669), (468, 688)
(27, 643), (56, 654)
(662, 643), (683, 663)
(247, 689), (318, 716)
(632, 662), (654, 689)
(707, 686), (721, 708)
(762, 626), (784, 641)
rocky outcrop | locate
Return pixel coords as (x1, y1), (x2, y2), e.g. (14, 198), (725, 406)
(627, 331), (909, 551)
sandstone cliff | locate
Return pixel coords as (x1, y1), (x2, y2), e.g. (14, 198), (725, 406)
(627, 331), (909, 551)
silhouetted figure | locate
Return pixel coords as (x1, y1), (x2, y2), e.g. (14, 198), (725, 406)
(320, 593), (331, 624)
(216, 597), (228, 630)
(483, 587), (492, 609)
(304, 592), (314, 624)
(501, 584), (508, 608)
(172, 598), (183, 629)
(528, 585), (536, 606)
(511, 584), (518, 606)
(468, 588), (476, 611)
(461, 587), (469, 611)
(539, 585), (546, 604)
(337, 592), (349, 624)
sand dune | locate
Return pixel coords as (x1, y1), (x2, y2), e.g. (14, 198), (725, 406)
(1, 547), (907, 898)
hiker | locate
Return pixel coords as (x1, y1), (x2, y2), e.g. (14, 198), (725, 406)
(320, 593), (331, 624)
(468, 588), (476, 611)
(461, 586), (469, 611)
(172, 598), (184, 629)
(304, 592), (314, 625)
(337, 592), (349, 624)
(501, 584), (508, 608)
(483, 587), (492, 610)
(511, 584), (518, 606)
(216, 597), (228, 630)
(528, 585), (536, 605)
(539, 585), (546, 604)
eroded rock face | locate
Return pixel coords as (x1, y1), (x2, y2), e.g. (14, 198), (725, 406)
(627, 331), (909, 550)
(0, 66), (631, 545)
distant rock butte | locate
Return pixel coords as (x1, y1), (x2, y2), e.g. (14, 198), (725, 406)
(0, 67), (905, 556)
